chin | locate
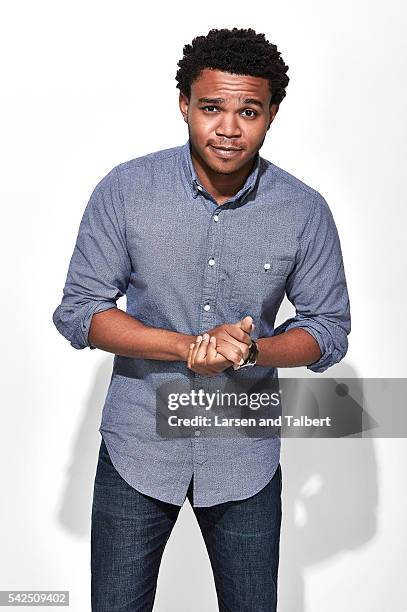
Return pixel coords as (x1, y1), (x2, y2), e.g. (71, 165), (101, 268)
(204, 159), (238, 174)
(213, 166), (241, 176)
(205, 152), (244, 170)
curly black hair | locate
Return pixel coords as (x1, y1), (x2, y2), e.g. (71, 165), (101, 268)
(175, 28), (289, 106)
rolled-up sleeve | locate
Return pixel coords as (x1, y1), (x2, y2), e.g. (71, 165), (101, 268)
(273, 193), (351, 373)
(52, 166), (131, 350)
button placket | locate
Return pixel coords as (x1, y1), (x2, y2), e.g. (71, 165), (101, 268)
(199, 208), (223, 324)
(192, 433), (207, 465)
(194, 208), (224, 395)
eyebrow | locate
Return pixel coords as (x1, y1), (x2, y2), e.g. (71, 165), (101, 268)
(197, 97), (264, 109)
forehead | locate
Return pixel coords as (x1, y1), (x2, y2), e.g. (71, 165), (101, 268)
(191, 68), (270, 101)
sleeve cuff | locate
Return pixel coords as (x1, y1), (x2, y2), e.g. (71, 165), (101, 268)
(273, 317), (347, 373)
(78, 301), (118, 350)
(53, 301), (118, 350)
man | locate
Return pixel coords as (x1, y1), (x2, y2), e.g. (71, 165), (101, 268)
(53, 27), (350, 612)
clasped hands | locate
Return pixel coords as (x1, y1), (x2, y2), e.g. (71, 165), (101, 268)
(187, 315), (254, 377)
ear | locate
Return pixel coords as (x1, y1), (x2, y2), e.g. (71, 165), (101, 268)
(179, 92), (189, 123)
(267, 103), (279, 130)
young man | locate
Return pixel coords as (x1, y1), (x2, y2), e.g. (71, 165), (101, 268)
(53, 27), (350, 612)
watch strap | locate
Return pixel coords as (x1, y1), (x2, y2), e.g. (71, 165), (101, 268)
(237, 340), (258, 369)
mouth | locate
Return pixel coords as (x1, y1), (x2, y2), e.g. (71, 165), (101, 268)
(209, 145), (243, 159)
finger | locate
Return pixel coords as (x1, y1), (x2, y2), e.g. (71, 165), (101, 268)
(187, 342), (196, 369)
(206, 335), (218, 363)
(191, 336), (203, 364)
(240, 315), (253, 334)
(206, 337), (229, 374)
(216, 340), (245, 366)
(223, 337), (251, 358)
(187, 342), (195, 369)
(195, 333), (210, 362)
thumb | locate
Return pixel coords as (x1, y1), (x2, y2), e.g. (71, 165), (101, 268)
(240, 315), (254, 333)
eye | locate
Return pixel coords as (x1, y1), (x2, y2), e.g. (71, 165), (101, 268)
(199, 106), (258, 117)
(200, 105), (218, 112)
(242, 109), (257, 118)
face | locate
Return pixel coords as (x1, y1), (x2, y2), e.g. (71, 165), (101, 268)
(179, 68), (279, 176)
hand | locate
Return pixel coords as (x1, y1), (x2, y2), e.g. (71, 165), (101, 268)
(207, 315), (254, 365)
(187, 333), (245, 377)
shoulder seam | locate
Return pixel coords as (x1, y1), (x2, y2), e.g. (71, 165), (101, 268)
(115, 147), (181, 175)
(264, 159), (320, 199)
(298, 193), (320, 254)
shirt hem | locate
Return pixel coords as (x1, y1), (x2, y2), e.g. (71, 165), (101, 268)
(100, 431), (189, 507)
(192, 463), (280, 507)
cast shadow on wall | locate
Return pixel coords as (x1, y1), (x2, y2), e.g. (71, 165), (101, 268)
(278, 362), (378, 612)
(57, 356), (378, 612)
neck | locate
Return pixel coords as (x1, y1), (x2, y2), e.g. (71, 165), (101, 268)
(190, 146), (257, 205)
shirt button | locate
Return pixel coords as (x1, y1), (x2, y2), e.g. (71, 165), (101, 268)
(196, 185), (203, 191)
(208, 258), (215, 267)
(264, 263), (271, 270)
(203, 303), (210, 311)
(213, 214), (219, 222)
(195, 430), (201, 436)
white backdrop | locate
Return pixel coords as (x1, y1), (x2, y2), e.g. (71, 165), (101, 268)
(1, 1), (407, 610)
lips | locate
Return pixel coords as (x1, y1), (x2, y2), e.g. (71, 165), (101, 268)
(210, 146), (243, 151)
(209, 145), (243, 158)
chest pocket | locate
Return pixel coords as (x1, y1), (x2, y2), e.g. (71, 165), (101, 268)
(229, 255), (294, 317)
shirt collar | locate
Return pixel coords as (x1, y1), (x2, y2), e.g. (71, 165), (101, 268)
(180, 138), (261, 204)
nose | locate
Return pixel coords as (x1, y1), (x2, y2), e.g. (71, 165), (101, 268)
(215, 113), (241, 139)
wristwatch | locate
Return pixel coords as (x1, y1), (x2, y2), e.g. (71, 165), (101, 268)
(235, 340), (259, 369)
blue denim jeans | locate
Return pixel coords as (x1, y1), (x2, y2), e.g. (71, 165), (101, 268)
(91, 437), (282, 611)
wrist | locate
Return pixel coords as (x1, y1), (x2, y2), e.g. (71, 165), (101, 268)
(176, 333), (196, 362)
(255, 337), (275, 368)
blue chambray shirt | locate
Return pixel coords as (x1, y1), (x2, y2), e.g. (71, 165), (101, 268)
(52, 139), (351, 506)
